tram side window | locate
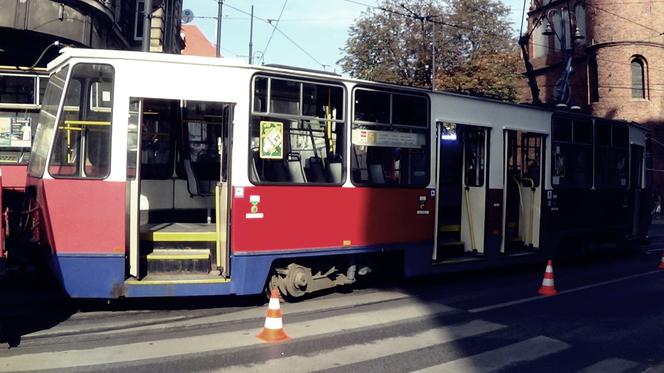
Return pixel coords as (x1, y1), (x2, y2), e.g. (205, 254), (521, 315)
(49, 64), (114, 179)
(464, 129), (485, 187)
(522, 135), (542, 187)
(0, 75), (36, 104)
(551, 117), (592, 188)
(249, 76), (345, 184)
(595, 120), (628, 188)
(351, 89), (429, 187)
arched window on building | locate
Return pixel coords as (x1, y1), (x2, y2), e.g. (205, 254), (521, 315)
(631, 56), (647, 99)
(533, 21), (548, 58)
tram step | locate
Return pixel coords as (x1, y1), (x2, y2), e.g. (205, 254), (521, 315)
(437, 240), (465, 257)
(146, 249), (211, 274)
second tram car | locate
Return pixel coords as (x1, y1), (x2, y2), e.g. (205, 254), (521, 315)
(16, 48), (650, 298)
(0, 66), (49, 272)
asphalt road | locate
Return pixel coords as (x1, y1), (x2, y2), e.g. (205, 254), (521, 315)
(1, 226), (664, 372)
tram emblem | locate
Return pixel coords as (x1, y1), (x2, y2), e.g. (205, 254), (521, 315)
(246, 195), (264, 219)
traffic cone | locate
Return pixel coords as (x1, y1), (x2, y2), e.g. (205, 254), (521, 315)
(257, 288), (290, 343)
(658, 251), (664, 270)
(537, 260), (558, 296)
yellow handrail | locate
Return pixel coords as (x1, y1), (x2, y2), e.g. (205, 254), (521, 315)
(464, 188), (476, 252)
(63, 120), (111, 126)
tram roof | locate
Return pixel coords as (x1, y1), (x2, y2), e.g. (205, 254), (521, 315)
(47, 48), (647, 131)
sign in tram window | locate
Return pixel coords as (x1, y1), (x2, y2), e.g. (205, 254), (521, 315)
(259, 121), (284, 159)
(0, 115), (31, 148)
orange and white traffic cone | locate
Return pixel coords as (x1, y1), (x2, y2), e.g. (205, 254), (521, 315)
(257, 288), (290, 343)
(537, 260), (558, 296)
(658, 251), (664, 270)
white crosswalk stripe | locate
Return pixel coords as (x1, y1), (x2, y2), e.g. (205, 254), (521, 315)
(578, 358), (639, 373)
(213, 320), (506, 373)
(411, 336), (570, 373)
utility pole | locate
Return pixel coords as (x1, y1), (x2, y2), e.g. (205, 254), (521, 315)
(216, 0), (223, 57)
(248, 5), (254, 64)
(430, 17), (436, 91)
(141, 0), (153, 52)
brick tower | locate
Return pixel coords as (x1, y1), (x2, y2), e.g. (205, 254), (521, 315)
(522, 0), (664, 188)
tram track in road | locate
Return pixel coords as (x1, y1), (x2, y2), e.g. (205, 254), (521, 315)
(7, 288), (411, 349)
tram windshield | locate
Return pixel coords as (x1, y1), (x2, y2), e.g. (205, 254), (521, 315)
(28, 66), (69, 177)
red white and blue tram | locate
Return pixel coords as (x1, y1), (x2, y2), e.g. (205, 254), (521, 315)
(13, 48), (650, 298)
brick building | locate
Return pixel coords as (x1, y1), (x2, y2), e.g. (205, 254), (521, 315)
(522, 0), (664, 188)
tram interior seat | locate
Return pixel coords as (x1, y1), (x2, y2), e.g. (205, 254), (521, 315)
(327, 156), (343, 184)
(183, 159), (213, 196)
(369, 164), (385, 184)
(287, 152), (307, 183)
(305, 156), (326, 183)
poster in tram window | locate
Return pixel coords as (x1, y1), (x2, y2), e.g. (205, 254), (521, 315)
(0, 117), (10, 146)
(259, 121), (284, 159)
(10, 117), (31, 148)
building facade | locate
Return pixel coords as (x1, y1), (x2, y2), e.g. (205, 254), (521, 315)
(523, 0), (664, 188)
(0, 0), (184, 67)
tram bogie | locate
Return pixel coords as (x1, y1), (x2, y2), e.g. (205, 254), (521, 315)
(11, 48), (650, 299)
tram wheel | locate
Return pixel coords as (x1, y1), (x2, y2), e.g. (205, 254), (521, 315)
(283, 263), (311, 299)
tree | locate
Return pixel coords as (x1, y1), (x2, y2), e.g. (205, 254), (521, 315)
(339, 0), (521, 101)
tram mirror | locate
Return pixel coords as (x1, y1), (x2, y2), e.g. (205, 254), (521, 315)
(438, 121), (457, 141)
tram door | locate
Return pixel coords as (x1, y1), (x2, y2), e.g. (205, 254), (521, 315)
(502, 130), (544, 253)
(630, 145), (644, 237)
(460, 126), (488, 254)
(127, 98), (233, 279)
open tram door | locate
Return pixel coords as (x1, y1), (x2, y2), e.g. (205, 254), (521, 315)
(127, 98), (233, 281)
(501, 130), (544, 254)
(460, 126), (489, 255)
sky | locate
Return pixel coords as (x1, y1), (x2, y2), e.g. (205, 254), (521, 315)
(181, 0), (527, 73)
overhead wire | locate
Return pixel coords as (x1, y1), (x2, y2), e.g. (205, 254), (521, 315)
(262, 0), (288, 62)
(219, 1), (327, 68)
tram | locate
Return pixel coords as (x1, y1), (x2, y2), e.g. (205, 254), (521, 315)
(0, 66), (49, 271)
(11, 48), (650, 298)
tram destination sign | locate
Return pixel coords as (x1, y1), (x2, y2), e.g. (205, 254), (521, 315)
(352, 129), (424, 149)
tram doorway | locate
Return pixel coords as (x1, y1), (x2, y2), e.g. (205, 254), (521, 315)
(434, 124), (488, 260)
(127, 98), (233, 280)
(502, 130), (544, 254)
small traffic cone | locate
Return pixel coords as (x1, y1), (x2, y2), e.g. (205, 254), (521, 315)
(257, 288), (290, 343)
(537, 260), (558, 296)
(658, 251), (664, 270)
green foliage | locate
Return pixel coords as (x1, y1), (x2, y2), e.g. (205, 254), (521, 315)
(339, 0), (521, 101)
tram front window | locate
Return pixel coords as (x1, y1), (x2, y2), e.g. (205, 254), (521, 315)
(29, 66), (69, 177)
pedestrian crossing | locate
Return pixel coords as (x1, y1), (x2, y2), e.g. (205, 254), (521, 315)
(0, 296), (644, 373)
